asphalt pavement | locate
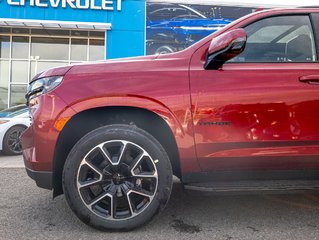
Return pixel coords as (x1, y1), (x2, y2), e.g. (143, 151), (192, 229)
(1, 154), (319, 240)
(0, 154), (24, 168)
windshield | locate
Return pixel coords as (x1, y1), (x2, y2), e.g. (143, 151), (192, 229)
(0, 105), (28, 118)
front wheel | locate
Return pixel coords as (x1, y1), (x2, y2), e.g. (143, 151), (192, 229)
(3, 125), (26, 155)
(63, 124), (173, 231)
(155, 45), (176, 55)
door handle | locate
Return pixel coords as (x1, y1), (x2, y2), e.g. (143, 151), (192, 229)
(299, 75), (319, 84)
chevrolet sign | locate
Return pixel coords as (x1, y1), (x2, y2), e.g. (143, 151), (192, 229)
(7, 0), (122, 11)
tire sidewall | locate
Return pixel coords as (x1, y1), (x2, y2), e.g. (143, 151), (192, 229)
(63, 124), (173, 231)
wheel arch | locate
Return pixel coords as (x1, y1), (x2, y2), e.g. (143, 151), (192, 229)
(53, 106), (182, 197)
(5, 124), (29, 131)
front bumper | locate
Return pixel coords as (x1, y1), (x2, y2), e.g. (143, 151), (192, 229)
(21, 92), (74, 190)
(22, 125), (53, 190)
(25, 167), (52, 190)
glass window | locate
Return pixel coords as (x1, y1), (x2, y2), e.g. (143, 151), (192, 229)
(31, 29), (70, 36)
(31, 37), (69, 60)
(44, 29), (70, 36)
(89, 39), (105, 61)
(149, 7), (193, 20)
(30, 29), (48, 36)
(231, 16), (317, 62)
(71, 38), (88, 61)
(12, 36), (29, 59)
(0, 36), (10, 59)
(0, 28), (106, 109)
(0, 105), (27, 117)
(0, 28), (11, 34)
(0, 60), (9, 110)
(12, 28), (29, 34)
(248, 25), (293, 43)
(89, 31), (105, 38)
(10, 84), (27, 107)
(71, 30), (88, 37)
(11, 60), (29, 83)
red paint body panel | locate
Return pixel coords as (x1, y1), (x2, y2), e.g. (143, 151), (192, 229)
(22, 93), (76, 171)
(21, 8), (319, 184)
(56, 53), (200, 173)
(189, 9), (319, 171)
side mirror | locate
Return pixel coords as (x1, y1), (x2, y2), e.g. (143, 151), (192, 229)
(204, 28), (247, 70)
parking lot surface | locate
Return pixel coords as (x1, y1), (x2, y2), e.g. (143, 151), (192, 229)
(1, 155), (319, 240)
(0, 154), (24, 168)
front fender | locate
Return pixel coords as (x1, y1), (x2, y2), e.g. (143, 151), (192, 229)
(54, 94), (201, 174)
(57, 94), (185, 138)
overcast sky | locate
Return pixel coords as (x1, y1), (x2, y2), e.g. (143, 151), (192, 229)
(147, 0), (319, 8)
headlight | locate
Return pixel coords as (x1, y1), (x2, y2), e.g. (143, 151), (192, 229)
(26, 76), (63, 103)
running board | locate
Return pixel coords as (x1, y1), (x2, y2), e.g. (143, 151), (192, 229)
(184, 180), (319, 194)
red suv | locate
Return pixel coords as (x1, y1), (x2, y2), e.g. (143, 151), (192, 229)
(22, 8), (319, 230)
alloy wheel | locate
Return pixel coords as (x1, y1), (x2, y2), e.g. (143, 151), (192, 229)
(77, 140), (158, 220)
(7, 128), (24, 154)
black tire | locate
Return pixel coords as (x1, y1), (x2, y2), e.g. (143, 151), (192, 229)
(3, 125), (26, 155)
(63, 124), (173, 231)
(155, 45), (175, 55)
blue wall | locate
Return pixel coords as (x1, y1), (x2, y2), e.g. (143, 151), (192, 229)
(0, 0), (146, 59)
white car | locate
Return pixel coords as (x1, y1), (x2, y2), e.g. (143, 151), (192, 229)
(0, 105), (31, 155)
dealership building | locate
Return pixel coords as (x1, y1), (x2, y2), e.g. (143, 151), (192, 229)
(0, 0), (146, 109)
(0, 0), (300, 110)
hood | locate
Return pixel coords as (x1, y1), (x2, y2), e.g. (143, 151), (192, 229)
(31, 65), (72, 82)
(68, 54), (159, 70)
(32, 55), (158, 81)
(99, 54), (158, 63)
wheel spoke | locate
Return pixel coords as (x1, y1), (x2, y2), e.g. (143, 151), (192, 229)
(78, 178), (103, 189)
(13, 143), (19, 151)
(7, 130), (23, 153)
(129, 187), (153, 198)
(98, 145), (113, 165)
(126, 192), (134, 216)
(130, 153), (146, 175)
(133, 172), (158, 178)
(101, 164), (113, 178)
(88, 192), (111, 208)
(112, 196), (118, 219)
(80, 158), (103, 178)
(99, 141), (128, 166)
(9, 136), (15, 141)
(117, 141), (127, 165)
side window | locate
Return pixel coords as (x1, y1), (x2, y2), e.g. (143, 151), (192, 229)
(231, 15), (317, 62)
(149, 8), (189, 21)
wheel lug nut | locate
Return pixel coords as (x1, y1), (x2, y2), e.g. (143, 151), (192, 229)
(136, 179), (142, 186)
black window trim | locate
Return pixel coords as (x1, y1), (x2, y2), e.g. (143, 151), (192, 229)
(310, 13), (319, 61)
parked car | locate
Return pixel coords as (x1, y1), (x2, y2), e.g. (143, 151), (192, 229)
(0, 105), (27, 118)
(146, 3), (232, 54)
(0, 105), (30, 155)
(23, 8), (319, 231)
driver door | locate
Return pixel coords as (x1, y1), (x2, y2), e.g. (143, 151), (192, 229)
(190, 14), (319, 174)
